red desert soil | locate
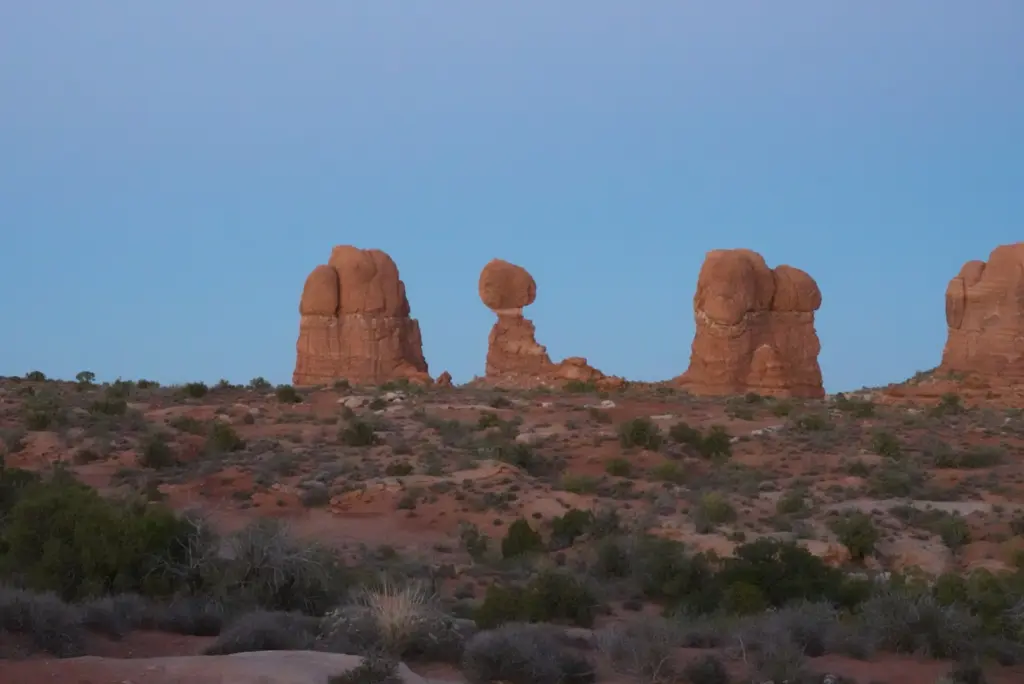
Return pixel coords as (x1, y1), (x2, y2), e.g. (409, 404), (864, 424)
(4, 375), (1024, 683)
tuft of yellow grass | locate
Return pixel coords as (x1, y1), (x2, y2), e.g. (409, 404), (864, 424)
(353, 577), (435, 649)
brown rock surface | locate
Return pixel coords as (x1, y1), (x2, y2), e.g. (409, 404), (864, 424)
(940, 242), (1024, 379)
(677, 248), (824, 398)
(435, 370), (453, 387)
(293, 246), (430, 386)
(477, 259), (622, 389)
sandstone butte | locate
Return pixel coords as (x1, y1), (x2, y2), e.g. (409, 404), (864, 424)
(676, 248), (825, 398)
(293, 246), (431, 386)
(477, 258), (623, 389)
(941, 242), (1024, 379)
(884, 242), (1024, 407)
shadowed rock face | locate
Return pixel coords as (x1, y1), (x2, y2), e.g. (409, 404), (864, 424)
(293, 246), (430, 386)
(677, 248), (824, 398)
(941, 242), (1024, 379)
(477, 259), (620, 389)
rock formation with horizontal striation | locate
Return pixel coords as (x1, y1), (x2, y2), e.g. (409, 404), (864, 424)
(293, 245), (430, 386)
(477, 258), (623, 389)
(941, 242), (1024, 379)
(677, 248), (824, 398)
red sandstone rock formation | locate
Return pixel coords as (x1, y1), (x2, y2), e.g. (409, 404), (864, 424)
(293, 246), (430, 386)
(941, 242), (1024, 379)
(677, 248), (824, 398)
(477, 259), (622, 389)
(436, 371), (453, 387)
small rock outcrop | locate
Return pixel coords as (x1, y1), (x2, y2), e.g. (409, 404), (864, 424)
(941, 242), (1024, 379)
(293, 246), (430, 386)
(478, 259), (621, 388)
(677, 248), (824, 398)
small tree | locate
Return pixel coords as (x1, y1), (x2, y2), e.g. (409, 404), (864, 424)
(831, 512), (879, 562)
(75, 371), (96, 387)
(501, 519), (543, 559)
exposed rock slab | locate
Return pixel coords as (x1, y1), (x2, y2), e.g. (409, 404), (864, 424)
(0, 650), (432, 684)
(293, 246), (430, 386)
(677, 248), (824, 398)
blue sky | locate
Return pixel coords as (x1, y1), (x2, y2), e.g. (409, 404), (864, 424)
(2, 2), (1022, 392)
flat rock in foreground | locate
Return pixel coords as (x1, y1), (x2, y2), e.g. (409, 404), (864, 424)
(0, 650), (436, 684)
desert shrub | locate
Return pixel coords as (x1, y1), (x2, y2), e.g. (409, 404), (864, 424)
(203, 609), (319, 654)
(693, 492), (736, 530)
(650, 460), (687, 484)
(699, 425), (732, 459)
(938, 514), (973, 552)
(489, 442), (560, 477)
(90, 395), (128, 416)
(0, 473), (192, 601)
(604, 457), (632, 477)
(477, 411), (503, 430)
(182, 382), (209, 398)
(681, 654), (729, 684)
(619, 418), (662, 450)
(0, 585), (85, 656)
(721, 581), (769, 615)
(216, 519), (352, 615)
(341, 420), (379, 447)
(79, 592), (150, 638)
(834, 393), (876, 417)
(550, 508), (594, 548)
(25, 370), (47, 382)
(475, 571), (596, 628)
(932, 392), (965, 417)
(736, 620), (809, 684)
(207, 421), (245, 453)
(461, 623), (595, 684)
(329, 651), (404, 684)
(322, 579), (469, 664)
(384, 462), (413, 477)
(249, 376), (272, 390)
(23, 393), (64, 431)
(168, 415), (206, 434)
(935, 445), (1006, 469)
(790, 412), (832, 432)
(871, 430), (902, 459)
(628, 536), (719, 613)
(856, 589), (981, 659)
(669, 421), (702, 446)
(597, 617), (679, 683)
(830, 512), (879, 561)
(0, 464), (42, 516)
(775, 489), (807, 515)
(717, 538), (843, 609)
(501, 519), (543, 559)
(139, 432), (178, 469)
(275, 384), (302, 403)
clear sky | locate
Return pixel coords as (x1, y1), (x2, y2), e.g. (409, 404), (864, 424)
(2, 2), (1022, 392)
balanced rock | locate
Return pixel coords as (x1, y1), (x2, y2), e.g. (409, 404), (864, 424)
(677, 248), (824, 398)
(293, 246), (430, 386)
(941, 242), (1024, 379)
(478, 259), (621, 388)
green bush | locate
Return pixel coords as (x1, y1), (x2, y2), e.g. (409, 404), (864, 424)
(207, 422), (245, 453)
(501, 519), (543, 559)
(718, 538), (843, 609)
(697, 425), (732, 459)
(340, 420), (379, 447)
(274, 385), (302, 403)
(604, 457), (632, 477)
(618, 418), (662, 450)
(871, 430), (902, 459)
(139, 433), (178, 469)
(830, 512), (879, 562)
(182, 382), (209, 398)
(475, 571), (596, 628)
(0, 473), (192, 601)
(550, 508), (594, 547)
